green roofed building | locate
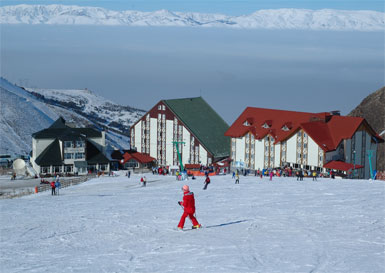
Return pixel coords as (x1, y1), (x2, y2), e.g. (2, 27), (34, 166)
(130, 97), (230, 167)
(31, 117), (110, 176)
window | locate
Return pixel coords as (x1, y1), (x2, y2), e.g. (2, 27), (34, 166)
(64, 141), (73, 148)
(125, 159), (139, 168)
(75, 153), (85, 159)
(76, 141), (85, 148)
(41, 166), (50, 173)
(64, 165), (73, 173)
(158, 105), (162, 110)
(64, 153), (74, 159)
(53, 166), (62, 173)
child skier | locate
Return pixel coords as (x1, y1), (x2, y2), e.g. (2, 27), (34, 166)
(177, 185), (201, 230)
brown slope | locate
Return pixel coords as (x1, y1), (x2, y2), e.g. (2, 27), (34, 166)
(349, 87), (385, 171)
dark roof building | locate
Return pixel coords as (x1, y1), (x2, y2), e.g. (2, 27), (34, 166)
(31, 117), (109, 175)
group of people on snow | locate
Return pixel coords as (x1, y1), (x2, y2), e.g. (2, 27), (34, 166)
(50, 175), (61, 196)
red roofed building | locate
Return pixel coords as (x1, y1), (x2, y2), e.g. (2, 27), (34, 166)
(225, 107), (383, 179)
(121, 151), (156, 170)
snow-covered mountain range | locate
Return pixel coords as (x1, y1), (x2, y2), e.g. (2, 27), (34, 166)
(1, 5), (384, 31)
(0, 78), (145, 156)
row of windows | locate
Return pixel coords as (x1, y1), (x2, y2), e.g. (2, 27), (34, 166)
(64, 152), (85, 159)
(64, 141), (85, 148)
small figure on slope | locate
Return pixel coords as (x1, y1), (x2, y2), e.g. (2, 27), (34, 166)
(50, 181), (56, 196)
(140, 176), (147, 187)
(177, 185), (201, 230)
(55, 175), (61, 195)
(203, 176), (210, 190)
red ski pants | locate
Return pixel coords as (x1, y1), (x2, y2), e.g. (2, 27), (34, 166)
(178, 212), (199, 228)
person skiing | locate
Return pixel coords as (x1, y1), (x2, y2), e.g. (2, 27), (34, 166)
(55, 175), (61, 196)
(235, 173), (240, 184)
(203, 176), (210, 190)
(143, 176), (147, 187)
(269, 171), (273, 181)
(177, 185), (201, 230)
(50, 181), (56, 196)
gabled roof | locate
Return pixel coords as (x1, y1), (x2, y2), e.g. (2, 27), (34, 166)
(86, 140), (109, 164)
(33, 117), (102, 139)
(122, 152), (155, 164)
(35, 139), (62, 165)
(49, 117), (67, 129)
(225, 107), (326, 142)
(163, 97), (230, 158)
(225, 107), (382, 152)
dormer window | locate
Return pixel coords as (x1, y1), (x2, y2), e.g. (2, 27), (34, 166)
(281, 125), (290, 131)
(243, 120), (250, 126)
(262, 120), (272, 129)
(262, 123), (270, 129)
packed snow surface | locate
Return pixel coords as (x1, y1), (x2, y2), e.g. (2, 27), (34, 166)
(1, 5), (384, 31)
(1, 173), (384, 272)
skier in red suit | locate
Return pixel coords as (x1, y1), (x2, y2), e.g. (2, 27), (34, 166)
(177, 185), (201, 230)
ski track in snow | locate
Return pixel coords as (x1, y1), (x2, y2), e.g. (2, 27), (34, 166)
(0, 174), (384, 273)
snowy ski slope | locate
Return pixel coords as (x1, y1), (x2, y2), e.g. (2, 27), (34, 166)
(1, 173), (384, 272)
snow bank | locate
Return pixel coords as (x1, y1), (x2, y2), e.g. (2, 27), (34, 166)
(1, 173), (384, 272)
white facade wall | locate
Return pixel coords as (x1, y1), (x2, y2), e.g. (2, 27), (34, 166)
(166, 120), (174, 166)
(286, 135), (297, 164)
(89, 132), (105, 148)
(134, 122), (142, 153)
(307, 137), (319, 167)
(235, 137), (245, 167)
(182, 127), (191, 165)
(274, 143), (281, 167)
(150, 118), (157, 159)
(254, 139), (264, 170)
(199, 145), (208, 166)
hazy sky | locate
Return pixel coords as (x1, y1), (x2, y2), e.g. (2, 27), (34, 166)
(2, 25), (383, 124)
(1, 0), (384, 14)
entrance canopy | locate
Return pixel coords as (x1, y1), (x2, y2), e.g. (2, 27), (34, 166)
(324, 161), (363, 172)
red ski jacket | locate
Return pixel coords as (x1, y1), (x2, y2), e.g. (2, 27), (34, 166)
(50, 182), (55, 189)
(181, 191), (196, 214)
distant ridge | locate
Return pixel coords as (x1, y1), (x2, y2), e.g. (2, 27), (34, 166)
(1, 5), (384, 31)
